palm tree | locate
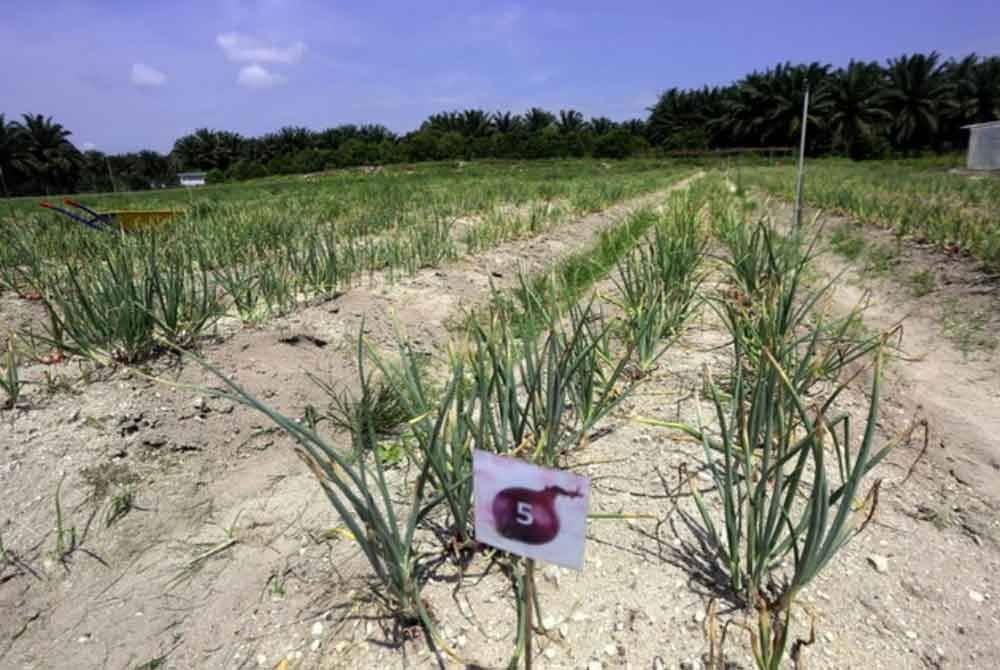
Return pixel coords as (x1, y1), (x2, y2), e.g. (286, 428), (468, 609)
(524, 108), (555, 133)
(882, 52), (954, 150)
(422, 112), (463, 134)
(824, 61), (891, 159)
(950, 55), (1000, 124)
(589, 117), (617, 135)
(0, 113), (23, 196)
(724, 63), (832, 148)
(171, 128), (245, 171)
(648, 87), (726, 148)
(12, 114), (83, 194)
(459, 109), (492, 138)
(358, 124), (396, 143)
(491, 111), (523, 134)
(556, 109), (586, 135)
(621, 118), (646, 137)
(273, 126), (313, 154)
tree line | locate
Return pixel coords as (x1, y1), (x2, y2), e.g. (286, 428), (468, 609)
(1, 51), (997, 196)
(648, 52), (999, 159)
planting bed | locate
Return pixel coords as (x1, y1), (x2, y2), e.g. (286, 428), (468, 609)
(1, 161), (998, 670)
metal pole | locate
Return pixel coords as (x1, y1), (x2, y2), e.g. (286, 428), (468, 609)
(524, 559), (535, 670)
(105, 155), (117, 193)
(793, 86), (810, 228)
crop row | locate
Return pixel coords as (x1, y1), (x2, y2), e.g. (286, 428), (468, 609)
(0, 165), (688, 364)
(741, 159), (1000, 268)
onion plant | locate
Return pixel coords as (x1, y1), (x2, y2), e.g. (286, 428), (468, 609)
(465, 303), (634, 465)
(715, 215), (881, 397)
(611, 196), (706, 374)
(310, 371), (409, 453)
(30, 239), (222, 363)
(644, 200), (897, 668)
(563, 302), (632, 439)
(1, 337), (22, 409)
(646, 325), (896, 667)
(375, 340), (477, 549)
(193, 330), (447, 642)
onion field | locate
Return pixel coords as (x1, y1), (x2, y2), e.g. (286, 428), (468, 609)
(1, 159), (998, 670)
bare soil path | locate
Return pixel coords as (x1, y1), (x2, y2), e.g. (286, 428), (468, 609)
(767, 199), (1000, 504)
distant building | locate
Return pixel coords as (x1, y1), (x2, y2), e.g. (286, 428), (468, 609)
(178, 171), (207, 187)
(963, 121), (1000, 171)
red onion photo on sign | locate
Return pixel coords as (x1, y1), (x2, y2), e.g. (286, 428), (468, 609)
(492, 486), (581, 544)
(473, 449), (590, 569)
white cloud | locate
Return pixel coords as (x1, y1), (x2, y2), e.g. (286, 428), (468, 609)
(81, 141), (97, 151)
(130, 63), (166, 87)
(217, 32), (306, 64)
(237, 64), (285, 89)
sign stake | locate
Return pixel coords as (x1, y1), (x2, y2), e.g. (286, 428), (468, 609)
(524, 558), (535, 670)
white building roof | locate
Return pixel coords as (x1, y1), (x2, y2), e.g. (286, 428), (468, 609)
(962, 120), (1000, 130)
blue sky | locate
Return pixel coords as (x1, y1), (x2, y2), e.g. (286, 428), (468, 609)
(2, 1), (997, 153)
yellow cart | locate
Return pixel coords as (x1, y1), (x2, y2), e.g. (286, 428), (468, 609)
(41, 199), (181, 232)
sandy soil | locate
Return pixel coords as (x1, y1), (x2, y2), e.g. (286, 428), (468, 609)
(2, 175), (998, 670)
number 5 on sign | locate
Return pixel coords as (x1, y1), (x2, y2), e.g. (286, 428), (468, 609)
(473, 449), (591, 570)
(516, 502), (534, 526)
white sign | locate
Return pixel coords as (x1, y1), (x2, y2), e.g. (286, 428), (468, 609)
(473, 449), (591, 570)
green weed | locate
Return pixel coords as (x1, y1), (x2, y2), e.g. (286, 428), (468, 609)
(865, 244), (898, 275)
(905, 269), (936, 297)
(828, 226), (865, 260)
(941, 297), (997, 357)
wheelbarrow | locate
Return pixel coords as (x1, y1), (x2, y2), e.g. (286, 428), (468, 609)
(40, 199), (180, 232)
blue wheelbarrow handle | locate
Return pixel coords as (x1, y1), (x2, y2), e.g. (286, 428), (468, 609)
(64, 198), (115, 224)
(39, 202), (109, 232)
